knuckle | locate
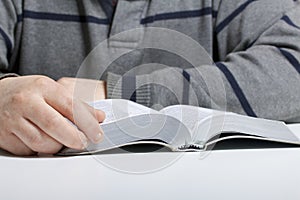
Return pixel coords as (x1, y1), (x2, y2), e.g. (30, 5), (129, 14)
(44, 115), (61, 130)
(11, 92), (26, 105)
(27, 134), (44, 151)
(34, 76), (55, 89)
(28, 132), (62, 154)
(65, 96), (73, 106)
(3, 110), (12, 121)
(58, 77), (68, 85)
(64, 97), (74, 114)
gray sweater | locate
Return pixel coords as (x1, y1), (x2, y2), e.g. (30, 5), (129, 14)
(1, 0), (300, 122)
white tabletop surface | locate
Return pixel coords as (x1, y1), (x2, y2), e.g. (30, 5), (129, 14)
(1, 124), (300, 200)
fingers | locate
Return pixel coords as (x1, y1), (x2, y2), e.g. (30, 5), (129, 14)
(0, 76), (106, 156)
(43, 83), (76, 123)
(43, 83), (105, 143)
(0, 131), (35, 156)
(72, 100), (104, 143)
(25, 100), (88, 150)
(95, 109), (106, 122)
(84, 102), (106, 123)
(55, 77), (106, 123)
(12, 118), (63, 154)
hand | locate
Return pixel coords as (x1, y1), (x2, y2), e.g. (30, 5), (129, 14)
(0, 75), (105, 156)
(57, 77), (106, 102)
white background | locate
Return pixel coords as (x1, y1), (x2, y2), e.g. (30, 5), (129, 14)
(1, 124), (300, 200)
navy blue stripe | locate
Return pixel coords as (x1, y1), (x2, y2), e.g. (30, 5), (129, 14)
(182, 70), (191, 82)
(182, 70), (190, 104)
(122, 76), (137, 102)
(17, 14), (23, 23)
(215, 62), (257, 117)
(246, 38), (257, 49)
(281, 15), (300, 30)
(22, 10), (109, 25)
(212, 10), (218, 18)
(215, 0), (257, 34)
(279, 48), (300, 74)
(130, 91), (137, 102)
(0, 27), (12, 59)
(141, 7), (217, 24)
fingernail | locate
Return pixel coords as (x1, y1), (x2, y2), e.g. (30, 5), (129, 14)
(93, 132), (103, 143)
(93, 126), (104, 143)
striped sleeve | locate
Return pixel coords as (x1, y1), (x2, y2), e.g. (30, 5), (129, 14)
(107, 0), (300, 122)
(211, 0), (300, 121)
(0, 0), (20, 79)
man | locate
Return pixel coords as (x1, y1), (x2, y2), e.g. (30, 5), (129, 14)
(1, 0), (300, 155)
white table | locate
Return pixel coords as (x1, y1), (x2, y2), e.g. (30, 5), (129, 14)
(1, 124), (300, 200)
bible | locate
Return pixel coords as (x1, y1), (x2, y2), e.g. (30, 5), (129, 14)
(58, 99), (300, 155)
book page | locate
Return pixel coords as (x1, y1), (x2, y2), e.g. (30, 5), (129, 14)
(288, 124), (300, 140)
(89, 99), (159, 123)
(160, 105), (223, 132)
(194, 112), (300, 145)
(161, 105), (300, 148)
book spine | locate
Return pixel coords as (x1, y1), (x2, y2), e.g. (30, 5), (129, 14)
(177, 143), (205, 151)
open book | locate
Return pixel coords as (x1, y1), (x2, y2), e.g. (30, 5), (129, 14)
(58, 99), (300, 155)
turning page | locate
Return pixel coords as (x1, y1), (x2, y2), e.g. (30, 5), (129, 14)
(89, 99), (159, 123)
